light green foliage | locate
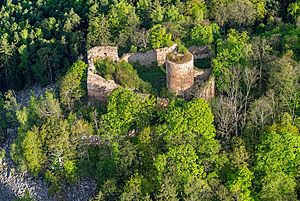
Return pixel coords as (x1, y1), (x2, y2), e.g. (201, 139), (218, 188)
(87, 14), (112, 47)
(223, 138), (254, 200)
(155, 144), (204, 184)
(118, 141), (137, 174)
(229, 137), (250, 168)
(63, 160), (78, 183)
(93, 179), (118, 201)
(164, 5), (185, 23)
(60, 60), (87, 110)
(190, 23), (220, 46)
(177, 42), (188, 54)
(213, 29), (252, 91)
(101, 88), (156, 141)
(157, 98), (216, 148)
(150, 0), (165, 24)
(12, 91), (93, 189)
(115, 62), (151, 92)
(15, 91), (62, 129)
(15, 190), (34, 201)
(0, 93), (6, 139)
(120, 174), (143, 201)
(148, 24), (172, 49)
(108, 0), (138, 34)
(94, 59), (116, 80)
(255, 114), (300, 200)
(183, 176), (212, 201)
(3, 90), (20, 127)
(22, 127), (44, 176)
(156, 174), (179, 201)
(4, 0), (300, 199)
(288, 1), (300, 19)
(227, 166), (254, 201)
(108, 0), (140, 47)
(268, 52), (300, 118)
(154, 98), (223, 199)
(0, 149), (5, 162)
(185, 0), (207, 24)
(210, 0), (265, 27)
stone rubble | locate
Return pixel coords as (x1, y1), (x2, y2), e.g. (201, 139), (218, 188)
(0, 85), (98, 201)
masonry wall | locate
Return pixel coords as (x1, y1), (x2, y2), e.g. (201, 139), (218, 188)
(184, 69), (215, 100)
(87, 73), (119, 103)
(166, 53), (195, 95)
(121, 44), (177, 66)
(188, 46), (212, 59)
(196, 75), (216, 99)
(87, 46), (120, 103)
(87, 46), (119, 73)
(87, 44), (215, 103)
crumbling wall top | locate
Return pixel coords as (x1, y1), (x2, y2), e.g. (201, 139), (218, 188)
(87, 46), (119, 73)
(188, 46), (212, 59)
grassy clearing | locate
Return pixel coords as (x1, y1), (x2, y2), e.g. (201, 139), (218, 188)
(133, 64), (167, 95)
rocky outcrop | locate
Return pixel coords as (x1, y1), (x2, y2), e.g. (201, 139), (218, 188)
(0, 86), (98, 201)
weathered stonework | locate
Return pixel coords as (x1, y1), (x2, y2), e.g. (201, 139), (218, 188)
(197, 75), (215, 99)
(120, 44), (177, 66)
(87, 73), (119, 103)
(184, 68), (215, 100)
(87, 44), (215, 103)
(166, 53), (195, 95)
(188, 46), (212, 59)
(87, 46), (119, 73)
(87, 46), (120, 102)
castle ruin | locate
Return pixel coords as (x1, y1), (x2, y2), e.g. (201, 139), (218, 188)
(166, 52), (195, 95)
(87, 44), (215, 103)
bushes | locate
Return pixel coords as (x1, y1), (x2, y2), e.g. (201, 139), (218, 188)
(94, 59), (152, 93)
(60, 60), (87, 110)
(190, 23), (220, 46)
(11, 91), (94, 192)
(148, 24), (173, 49)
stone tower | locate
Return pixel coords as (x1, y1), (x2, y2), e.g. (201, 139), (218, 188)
(166, 52), (194, 95)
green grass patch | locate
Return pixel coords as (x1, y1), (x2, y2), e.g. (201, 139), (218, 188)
(133, 64), (167, 95)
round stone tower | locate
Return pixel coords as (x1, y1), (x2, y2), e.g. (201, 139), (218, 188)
(166, 52), (194, 95)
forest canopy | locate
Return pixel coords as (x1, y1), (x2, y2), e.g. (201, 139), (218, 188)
(2, 0), (300, 200)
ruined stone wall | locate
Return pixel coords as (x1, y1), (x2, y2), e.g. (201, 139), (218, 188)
(87, 46), (119, 73)
(121, 44), (177, 66)
(194, 68), (212, 81)
(87, 73), (119, 103)
(196, 75), (215, 99)
(87, 46), (120, 103)
(156, 44), (178, 65)
(166, 53), (195, 95)
(188, 46), (212, 59)
(122, 50), (157, 66)
(87, 44), (215, 103)
(184, 71), (215, 100)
